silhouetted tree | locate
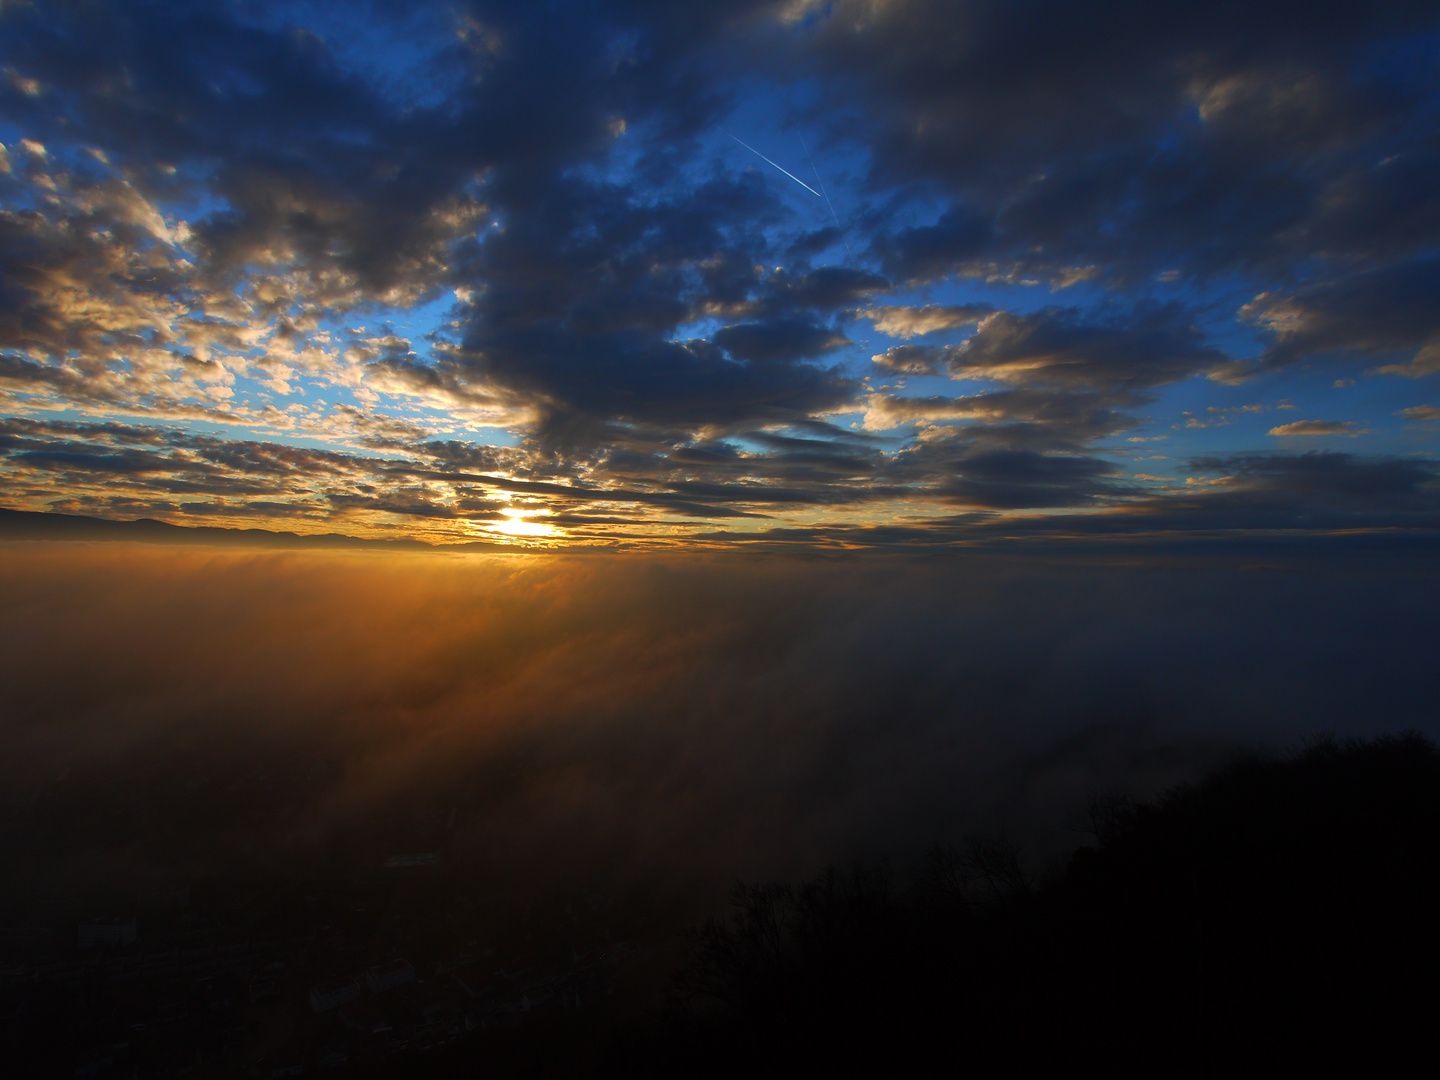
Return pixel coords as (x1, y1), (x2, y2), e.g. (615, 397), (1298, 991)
(670, 881), (794, 1016)
(656, 733), (1440, 1078)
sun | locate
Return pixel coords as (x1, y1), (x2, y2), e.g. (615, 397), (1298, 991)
(492, 509), (559, 538)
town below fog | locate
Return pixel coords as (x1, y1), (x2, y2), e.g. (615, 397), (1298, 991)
(0, 755), (659, 1078)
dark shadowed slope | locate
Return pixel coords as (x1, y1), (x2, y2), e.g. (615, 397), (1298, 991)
(641, 734), (1440, 1078)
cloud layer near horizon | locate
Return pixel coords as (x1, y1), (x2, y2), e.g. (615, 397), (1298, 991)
(1, 1), (1438, 547)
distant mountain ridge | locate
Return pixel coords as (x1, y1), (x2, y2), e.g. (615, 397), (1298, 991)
(0, 507), (513, 551)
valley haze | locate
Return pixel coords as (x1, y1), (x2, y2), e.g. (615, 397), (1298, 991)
(3, 540), (1434, 910)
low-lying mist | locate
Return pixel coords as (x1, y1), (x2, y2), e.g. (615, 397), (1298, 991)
(2, 541), (1436, 924)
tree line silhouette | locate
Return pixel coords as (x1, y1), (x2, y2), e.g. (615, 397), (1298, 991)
(607, 733), (1440, 1077)
(85, 732), (1430, 1077)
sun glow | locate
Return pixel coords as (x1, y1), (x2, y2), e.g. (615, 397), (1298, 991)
(493, 509), (559, 538)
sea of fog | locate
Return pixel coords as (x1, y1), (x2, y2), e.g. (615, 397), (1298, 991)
(1, 542), (1436, 923)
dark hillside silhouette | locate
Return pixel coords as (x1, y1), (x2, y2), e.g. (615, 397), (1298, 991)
(6, 734), (1438, 1078)
(632, 734), (1440, 1077)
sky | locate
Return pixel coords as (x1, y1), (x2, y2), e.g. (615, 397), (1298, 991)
(2, 0), (1438, 548)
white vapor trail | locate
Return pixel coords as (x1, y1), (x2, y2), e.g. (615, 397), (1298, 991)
(801, 134), (854, 263)
(726, 132), (821, 197)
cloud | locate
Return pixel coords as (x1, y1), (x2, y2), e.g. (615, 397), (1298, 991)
(695, 448), (1440, 543)
(872, 206), (994, 283)
(872, 304), (1225, 391)
(441, 166), (868, 441)
(933, 448), (1128, 509)
(862, 392), (1004, 427)
(861, 303), (993, 339)
(0, 0), (1436, 545)
(756, 267), (891, 315)
(712, 318), (849, 364)
(1241, 257), (1440, 375)
(1269, 420), (1362, 437)
(0, 0), (845, 448)
(1147, 450), (1440, 529)
(871, 345), (944, 376)
(1189, 450), (1433, 495)
(861, 387), (1130, 443)
(800, 0), (1440, 281)
(920, 450), (1440, 536)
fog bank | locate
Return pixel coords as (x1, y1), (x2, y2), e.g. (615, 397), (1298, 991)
(2, 542), (1435, 916)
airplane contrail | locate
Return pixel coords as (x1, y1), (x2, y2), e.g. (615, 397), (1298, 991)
(725, 132), (821, 197)
(801, 134), (854, 263)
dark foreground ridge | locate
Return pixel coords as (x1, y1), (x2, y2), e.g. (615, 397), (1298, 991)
(4, 734), (1438, 1077)
(632, 733), (1440, 1077)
